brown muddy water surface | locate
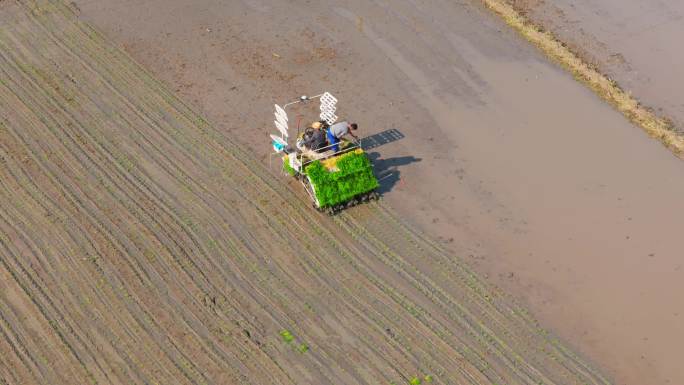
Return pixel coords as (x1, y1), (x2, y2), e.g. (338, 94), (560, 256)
(512, 0), (684, 130)
(72, 0), (684, 384)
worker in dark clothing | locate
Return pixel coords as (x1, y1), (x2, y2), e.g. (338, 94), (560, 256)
(303, 122), (328, 152)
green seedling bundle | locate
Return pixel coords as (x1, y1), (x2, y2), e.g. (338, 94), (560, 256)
(283, 159), (296, 176)
(305, 150), (379, 208)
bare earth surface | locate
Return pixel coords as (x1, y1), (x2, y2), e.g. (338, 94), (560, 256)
(65, 0), (684, 384)
(0, 1), (611, 385)
(511, 0), (684, 130)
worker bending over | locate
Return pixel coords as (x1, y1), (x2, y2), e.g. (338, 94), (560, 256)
(326, 121), (359, 152)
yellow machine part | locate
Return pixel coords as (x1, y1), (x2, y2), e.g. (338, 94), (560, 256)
(284, 147), (365, 172)
(321, 148), (364, 171)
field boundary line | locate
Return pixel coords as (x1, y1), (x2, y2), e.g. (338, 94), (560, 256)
(479, 0), (684, 157)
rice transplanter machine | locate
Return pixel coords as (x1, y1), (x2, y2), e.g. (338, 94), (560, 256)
(269, 92), (379, 214)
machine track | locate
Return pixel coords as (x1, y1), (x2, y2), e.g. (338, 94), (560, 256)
(315, 191), (379, 215)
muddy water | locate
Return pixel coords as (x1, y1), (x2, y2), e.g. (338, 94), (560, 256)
(519, 0), (684, 129)
(73, 0), (684, 384)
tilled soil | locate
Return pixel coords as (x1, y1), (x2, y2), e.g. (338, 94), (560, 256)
(0, 1), (609, 384)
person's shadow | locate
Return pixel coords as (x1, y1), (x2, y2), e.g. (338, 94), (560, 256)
(366, 152), (422, 194)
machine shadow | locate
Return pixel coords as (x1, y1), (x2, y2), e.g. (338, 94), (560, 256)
(366, 152), (422, 195)
(360, 128), (405, 150)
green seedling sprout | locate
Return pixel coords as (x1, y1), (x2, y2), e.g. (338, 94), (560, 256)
(280, 330), (294, 343)
(410, 377), (422, 385)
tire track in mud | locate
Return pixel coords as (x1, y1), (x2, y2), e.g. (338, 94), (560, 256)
(0, 1), (610, 384)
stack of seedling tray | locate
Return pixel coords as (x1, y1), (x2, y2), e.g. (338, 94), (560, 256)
(304, 149), (379, 209)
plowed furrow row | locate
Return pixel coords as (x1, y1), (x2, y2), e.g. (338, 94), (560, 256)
(0, 158), (176, 383)
(0, 54), (260, 385)
(360, 205), (608, 382)
(4, 13), (314, 360)
(336, 208), (545, 384)
(2, 8), (324, 380)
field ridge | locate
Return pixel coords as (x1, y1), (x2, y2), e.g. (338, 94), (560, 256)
(479, 0), (684, 157)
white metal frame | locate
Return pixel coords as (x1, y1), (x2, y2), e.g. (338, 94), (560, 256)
(269, 91), (342, 172)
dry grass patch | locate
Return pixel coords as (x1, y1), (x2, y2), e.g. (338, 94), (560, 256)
(480, 0), (684, 157)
